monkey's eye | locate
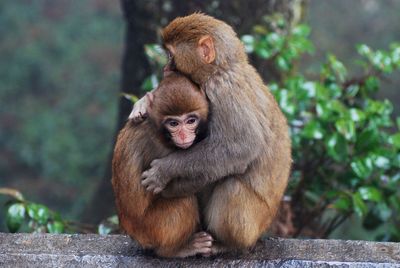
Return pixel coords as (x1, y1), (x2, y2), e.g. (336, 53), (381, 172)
(168, 120), (179, 127)
(186, 117), (198, 125)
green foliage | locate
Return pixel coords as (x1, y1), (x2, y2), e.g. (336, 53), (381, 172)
(121, 93), (139, 104)
(0, 188), (104, 234)
(243, 19), (400, 241)
(98, 215), (119, 235)
(242, 17), (314, 73)
(1, 188), (65, 233)
(140, 44), (167, 91)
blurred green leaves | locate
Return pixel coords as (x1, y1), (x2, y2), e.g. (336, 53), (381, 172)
(98, 215), (119, 235)
(144, 44), (167, 66)
(6, 203), (26, 233)
(2, 188), (65, 233)
(121, 93), (139, 104)
(302, 120), (324, 140)
(242, 22), (314, 72)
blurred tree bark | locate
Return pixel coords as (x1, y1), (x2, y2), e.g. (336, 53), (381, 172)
(83, 0), (308, 225)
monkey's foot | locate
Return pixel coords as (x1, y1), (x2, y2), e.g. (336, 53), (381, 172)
(206, 242), (229, 257)
(174, 232), (213, 258)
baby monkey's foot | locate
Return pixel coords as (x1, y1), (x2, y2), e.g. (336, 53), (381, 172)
(175, 232), (214, 258)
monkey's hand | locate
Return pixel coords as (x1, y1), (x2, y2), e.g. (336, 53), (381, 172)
(141, 159), (168, 194)
(128, 92), (154, 123)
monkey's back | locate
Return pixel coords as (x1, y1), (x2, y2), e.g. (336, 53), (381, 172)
(112, 120), (199, 252)
(112, 120), (171, 234)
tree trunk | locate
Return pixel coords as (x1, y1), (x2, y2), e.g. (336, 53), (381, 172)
(83, 0), (308, 225)
(82, 0), (157, 223)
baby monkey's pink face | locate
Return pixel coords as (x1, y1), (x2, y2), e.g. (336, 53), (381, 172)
(163, 112), (200, 149)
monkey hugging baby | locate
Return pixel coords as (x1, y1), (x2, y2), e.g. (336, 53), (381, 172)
(112, 13), (292, 258)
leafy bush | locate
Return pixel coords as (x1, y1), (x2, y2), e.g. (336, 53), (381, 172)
(1, 188), (65, 233)
(0, 187), (116, 234)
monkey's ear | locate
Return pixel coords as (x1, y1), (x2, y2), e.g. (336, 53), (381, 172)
(198, 35), (215, 64)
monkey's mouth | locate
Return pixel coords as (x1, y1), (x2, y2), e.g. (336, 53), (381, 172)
(176, 142), (193, 149)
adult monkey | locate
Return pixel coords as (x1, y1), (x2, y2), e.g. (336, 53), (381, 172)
(134, 13), (292, 253)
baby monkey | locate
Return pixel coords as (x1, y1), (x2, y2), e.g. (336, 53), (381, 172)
(112, 72), (212, 258)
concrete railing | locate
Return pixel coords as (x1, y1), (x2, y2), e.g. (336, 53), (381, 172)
(0, 233), (399, 267)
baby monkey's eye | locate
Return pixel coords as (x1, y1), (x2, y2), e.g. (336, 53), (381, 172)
(186, 117), (197, 124)
(168, 120), (179, 127)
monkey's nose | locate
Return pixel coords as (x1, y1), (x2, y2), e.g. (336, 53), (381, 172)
(178, 132), (186, 141)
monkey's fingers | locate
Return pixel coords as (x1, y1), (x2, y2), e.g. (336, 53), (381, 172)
(128, 97), (148, 122)
(146, 185), (156, 192)
(142, 175), (161, 192)
(141, 168), (159, 181)
(194, 232), (214, 240)
(174, 232), (213, 258)
(141, 177), (152, 187)
(141, 170), (150, 180)
(190, 232), (213, 257)
(128, 105), (140, 119)
(129, 113), (145, 122)
(138, 112), (148, 119)
(149, 158), (161, 168)
(153, 187), (163, 194)
(130, 112), (148, 123)
(144, 181), (159, 193)
(194, 236), (214, 245)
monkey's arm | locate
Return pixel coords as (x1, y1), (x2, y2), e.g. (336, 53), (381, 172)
(142, 90), (265, 196)
(161, 176), (207, 198)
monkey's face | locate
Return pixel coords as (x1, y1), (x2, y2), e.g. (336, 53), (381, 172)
(162, 113), (201, 149)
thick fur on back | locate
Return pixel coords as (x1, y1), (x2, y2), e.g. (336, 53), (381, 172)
(112, 120), (199, 256)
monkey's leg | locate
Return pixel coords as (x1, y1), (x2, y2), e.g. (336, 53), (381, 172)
(204, 177), (272, 254)
(141, 196), (212, 258)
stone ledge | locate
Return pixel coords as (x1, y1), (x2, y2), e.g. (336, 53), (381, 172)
(0, 233), (399, 267)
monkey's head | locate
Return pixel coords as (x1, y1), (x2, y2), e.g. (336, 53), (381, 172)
(148, 72), (209, 149)
(162, 13), (247, 84)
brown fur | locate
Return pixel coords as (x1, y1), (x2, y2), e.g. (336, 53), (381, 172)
(142, 13), (292, 252)
(149, 73), (208, 127)
(112, 73), (209, 257)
